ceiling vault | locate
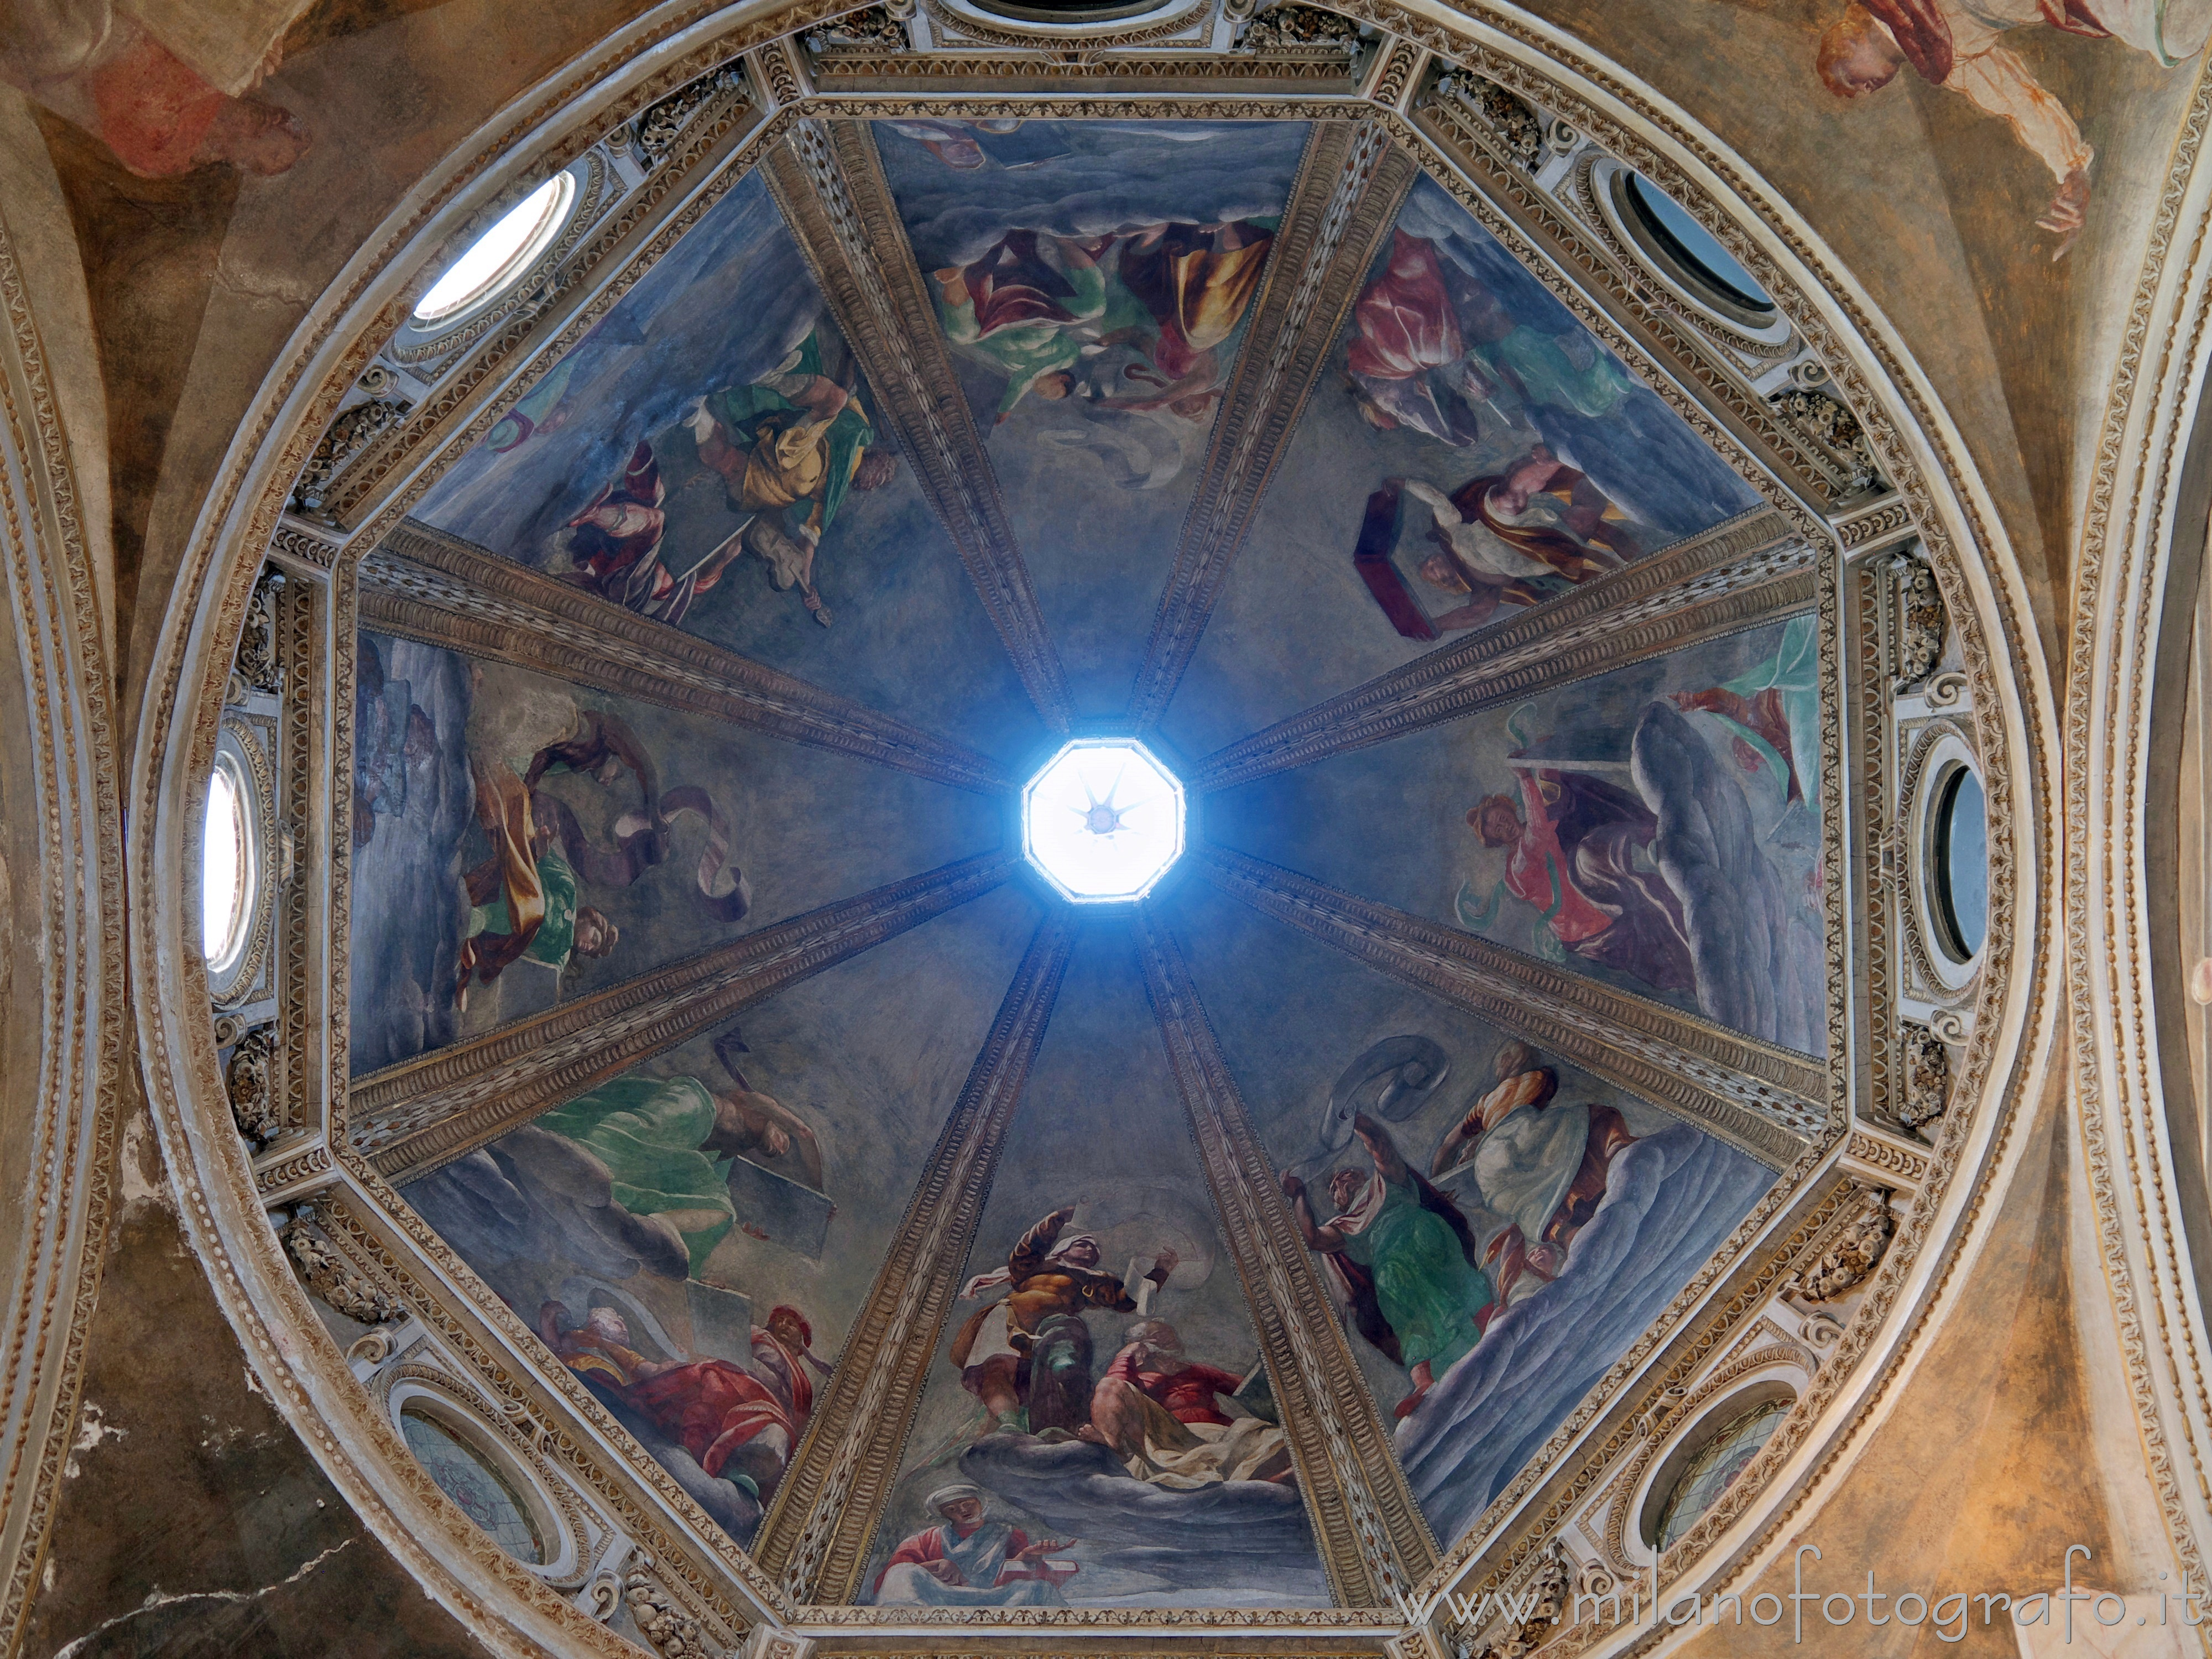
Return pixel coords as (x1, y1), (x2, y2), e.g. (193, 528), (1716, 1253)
(749, 912), (1078, 1604)
(361, 521), (1013, 794)
(765, 118), (1076, 732)
(320, 70), (767, 539)
(1191, 509), (1814, 792)
(1135, 906), (1438, 1610)
(348, 852), (1015, 1182)
(1126, 123), (1419, 731)
(1408, 91), (1858, 520)
(1192, 847), (1826, 1165)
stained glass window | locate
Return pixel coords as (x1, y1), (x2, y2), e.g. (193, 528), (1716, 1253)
(400, 1408), (545, 1564)
(1652, 1397), (1791, 1552)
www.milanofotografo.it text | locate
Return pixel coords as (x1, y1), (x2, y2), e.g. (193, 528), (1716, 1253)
(1444, 1546), (2200, 1644)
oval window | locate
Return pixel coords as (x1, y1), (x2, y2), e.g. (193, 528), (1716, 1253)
(201, 759), (252, 969)
(413, 172), (576, 325)
(1933, 766), (1989, 962)
(1624, 174), (1776, 319)
(400, 1408), (546, 1564)
(1651, 1396), (1791, 1552)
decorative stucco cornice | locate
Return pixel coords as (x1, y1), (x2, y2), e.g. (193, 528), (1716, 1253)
(361, 520), (1012, 794)
(764, 118), (1074, 733)
(1126, 121), (1416, 730)
(1135, 905), (1438, 1609)
(316, 67), (768, 536)
(750, 913), (1077, 1604)
(1191, 511), (1812, 792)
(1193, 846), (1825, 1163)
(0, 170), (125, 1655)
(351, 852), (1015, 1183)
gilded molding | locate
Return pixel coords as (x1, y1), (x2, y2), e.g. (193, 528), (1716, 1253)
(764, 119), (1074, 732)
(361, 522), (1011, 794)
(0, 177), (126, 1653)
(1832, 493), (1913, 552)
(805, 54), (1360, 85)
(750, 914), (1077, 1603)
(1195, 847), (1825, 1163)
(315, 1191), (765, 1642)
(1838, 1128), (1930, 1190)
(1135, 905), (1438, 1609)
(352, 852), (1014, 1181)
(1128, 122), (1417, 729)
(1192, 514), (1812, 792)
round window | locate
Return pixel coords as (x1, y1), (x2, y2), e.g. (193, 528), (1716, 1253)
(399, 1407), (546, 1565)
(1932, 765), (1989, 963)
(1621, 173), (1776, 323)
(1650, 1396), (1791, 1552)
(201, 755), (253, 971)
(413, 171), (576, 325)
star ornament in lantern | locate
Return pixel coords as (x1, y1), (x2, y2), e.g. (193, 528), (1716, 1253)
(1022, 739), (1187, 904)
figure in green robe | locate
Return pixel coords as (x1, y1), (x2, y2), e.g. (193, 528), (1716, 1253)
(1282, 1113), (1494, 1416)
(536, 1071), (826, 1279)
(684, 333), (899, 622)
(1668, 614), (1820, 809)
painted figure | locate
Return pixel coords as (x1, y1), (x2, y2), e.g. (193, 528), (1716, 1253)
(881, 117), (1026, 170)
(452, 760), (619, 1006)
(873, 1484), (1076, 1606)
(534, 1073), (818, 1276)
(1346, 230), (1493, 446)
(1086, 1321), (1293, 1486)
(1430, 1042), (1640, 1306)
(1814, 0), (2212, 250)
(1668, 614), (1820, 811)
(685, 333), (899, 624)
(933, 221), (1274, 422)
(561, 440), (745, 628)
(951, 1207), (1178, 1430)
(0, 0), (311, 177)
(1281, 1113), (1493, 1415)
(538, 1301), (818, 1501)
(1465, 763), (1697, 996)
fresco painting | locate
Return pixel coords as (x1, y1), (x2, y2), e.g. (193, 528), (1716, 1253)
(877, 119), (1310, 713)
(1168, 884), (1775, 1543)
(861, 919), (1329, 1608)
(1162, 174), (1762, 759)
(347, 631), (1003, 1076)
(1813, 0), (2212, 252)
(400, 883), (1044, 1548)
(1207, 617), (1828, 1056)
(408, 170), (1041, 762)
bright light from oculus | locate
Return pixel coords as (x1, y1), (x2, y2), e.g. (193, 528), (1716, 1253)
(202, 764), (248, 965)
(1022, 740), (1185, 904)
(413, 172), (575, 324)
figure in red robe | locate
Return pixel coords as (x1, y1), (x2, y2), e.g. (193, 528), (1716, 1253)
(1468, 764), (1695, 995)
(1344, 231), (1489, 447)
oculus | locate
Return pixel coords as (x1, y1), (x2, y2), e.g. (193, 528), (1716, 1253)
(1021, 739), (1186, 904)
(398, 1407), (546, 1565)
(1617, 171), (1778, 327)
(1648, 1393), (1792, 1552)
(1932, 764), (1989, 963)
(200, 755), (253, 971)
(414, 171), (576, 325)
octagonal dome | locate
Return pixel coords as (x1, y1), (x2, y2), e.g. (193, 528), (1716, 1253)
(155, 61), (2025, 1652)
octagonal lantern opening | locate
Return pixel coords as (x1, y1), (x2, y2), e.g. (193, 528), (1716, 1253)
(1022, 739), (1186, 904)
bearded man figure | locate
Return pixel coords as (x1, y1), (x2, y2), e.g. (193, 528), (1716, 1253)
(1085, 1321), (1294, 1487)
(951, 1206), (1177, 1431)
